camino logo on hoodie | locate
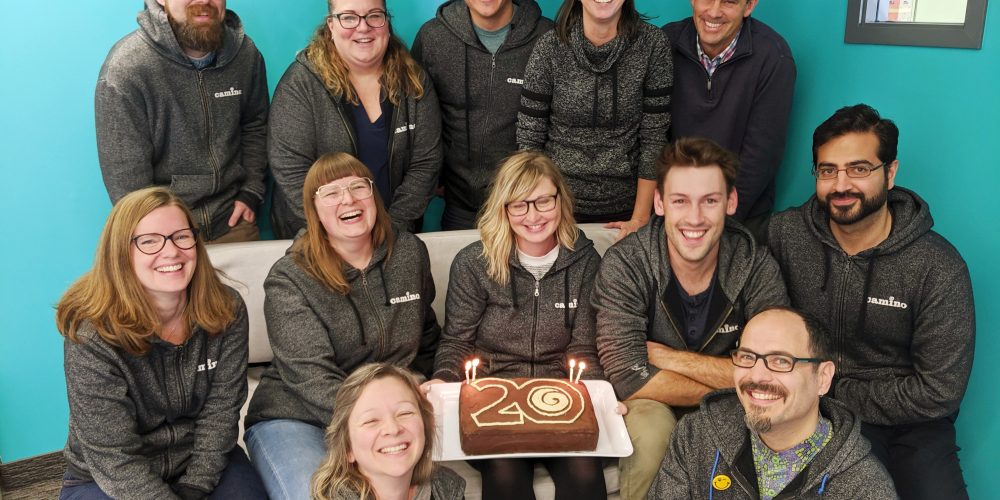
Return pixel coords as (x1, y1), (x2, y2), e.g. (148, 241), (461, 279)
(389, 291), (421, 304)
(866, 295), (908, 310)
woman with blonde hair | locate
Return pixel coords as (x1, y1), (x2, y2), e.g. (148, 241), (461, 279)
(311, 363), (464, 500)
(245, 152), (441, 500)
(425, 151), (608, 499)
(56, 187), (265, 499)
(269, 0), (442, 238)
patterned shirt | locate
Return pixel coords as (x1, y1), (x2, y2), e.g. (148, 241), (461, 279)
(696, 31), (741, 76)
(751, 417), (833, 500)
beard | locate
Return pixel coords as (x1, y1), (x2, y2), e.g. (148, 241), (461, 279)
(165, 3), (224, 55)
(740, 381), (787, 434)
(819, 184), (889, 225)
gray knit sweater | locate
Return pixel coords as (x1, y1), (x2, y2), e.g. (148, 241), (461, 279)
(517, 22), (672, 218)
(63, 289), (249, 499)
(245, 230), (440, 428)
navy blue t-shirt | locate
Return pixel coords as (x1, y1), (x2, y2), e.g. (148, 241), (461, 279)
(349, 99), (392, 205)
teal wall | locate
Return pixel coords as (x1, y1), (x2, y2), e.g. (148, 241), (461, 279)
(1, 0), (995, 496)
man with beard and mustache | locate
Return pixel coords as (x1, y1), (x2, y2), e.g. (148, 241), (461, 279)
(767, 104), (975, 499)
(96, 0), (268, 243)
(594, 137), (788, 500)
(648, 306), (897, 499)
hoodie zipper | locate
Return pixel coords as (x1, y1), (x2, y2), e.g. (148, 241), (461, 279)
(477, 29), (510, 162)
(698, 305), (734, 352)
(361, 270), (387, 357)
(387, 104), (400, 193)
(834, 257), (852, 368)
(335, 103), (359, 154)
(529, 278), (540, 378)
(197, 72), (222, 239)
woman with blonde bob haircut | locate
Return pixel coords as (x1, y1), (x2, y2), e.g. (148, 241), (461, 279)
(245, 153), (441, 500)
(56, 187), (264, 499)
(312, 363), (464, 500)
(425, 151), (609, 499)
(269, 0), (442, 238)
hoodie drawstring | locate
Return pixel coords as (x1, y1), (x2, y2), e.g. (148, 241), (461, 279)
(820, 246), (832, 292)
(563, 271), (571, 329)
(817, 473), (830, 495)
(346, 295), (366, 346)
(708, 449), (721, 500)
(856, 252), (879, 336)
(510, 274), (519, 309)
(463, 45), (472, 163)
(378, 263), (390, 307)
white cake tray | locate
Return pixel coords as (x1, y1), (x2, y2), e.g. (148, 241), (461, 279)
(427, 380), (633, 461)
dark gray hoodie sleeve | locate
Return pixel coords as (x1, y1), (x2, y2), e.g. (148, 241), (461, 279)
(517, 33), (555, 151)
(64, 335), (179, 499)
(386, 74), (443, 232)
(637, 29), (673, 181)
(647, 414), (697, 499)
(96, 74), (156, 203)
(434, 247), (488, 382)
(235, 51), (270, 208)
(742, 246), (790, 315)
(263, 265), (349, 425)
(174, 301), (250, 495)
(412, 236), (442, 378)
(567, 249), (606, 380)
(267, 62), (321, 225)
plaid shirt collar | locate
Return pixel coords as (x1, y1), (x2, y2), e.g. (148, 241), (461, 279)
(696, 29), (742, 76)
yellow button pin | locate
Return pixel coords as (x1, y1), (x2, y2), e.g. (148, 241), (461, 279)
(712, 474), (732, 491)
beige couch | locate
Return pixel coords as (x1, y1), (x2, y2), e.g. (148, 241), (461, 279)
(206, 224), (622, 499)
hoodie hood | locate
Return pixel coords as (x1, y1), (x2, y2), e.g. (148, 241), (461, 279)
(138, 0), (245, 68)
(437, 0), (545, 50)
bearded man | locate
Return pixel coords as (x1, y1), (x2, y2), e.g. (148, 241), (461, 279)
(767, 104), (975, 499)
(96, 0), (268, 243)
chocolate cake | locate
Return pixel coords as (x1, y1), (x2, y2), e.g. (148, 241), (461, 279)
(458, 377), (599, 455)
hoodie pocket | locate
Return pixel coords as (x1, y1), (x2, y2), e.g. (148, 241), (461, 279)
(170, 174), (215, 205)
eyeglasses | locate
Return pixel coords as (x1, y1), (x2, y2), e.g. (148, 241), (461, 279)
(329, 10), (388, 29)
(132, 228), (198, 255)
(315, 178), (375, 206)
(505, 193), (559, 216)
(813, 162), (886, 180)
(730, 348), (823, 373)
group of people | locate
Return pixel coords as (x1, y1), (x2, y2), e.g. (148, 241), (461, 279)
(57, 0), (975, 499)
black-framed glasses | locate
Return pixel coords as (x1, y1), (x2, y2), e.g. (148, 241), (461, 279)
(329, 10), (388, 29)
(315, 178), (375, 206)
(505, 193), (559, 216)
(132, 228), (198, 255)
(813, 162), (886, 180)
(730, 348), (823, 373)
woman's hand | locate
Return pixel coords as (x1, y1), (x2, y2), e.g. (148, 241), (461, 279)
(420, 378), (446, 396)
(604, 218), (646, 241)
(615, 401), (628, 416)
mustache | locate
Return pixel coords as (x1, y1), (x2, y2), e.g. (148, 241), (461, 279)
(826, 191), (862, 201)
(187, 3), (220, 19)
(739, 381), (787, 399)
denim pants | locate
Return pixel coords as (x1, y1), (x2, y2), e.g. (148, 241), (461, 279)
(245, 418), (328, 500)
(59, 447), (265, 499)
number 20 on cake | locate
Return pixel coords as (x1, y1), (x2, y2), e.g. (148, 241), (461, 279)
(458, 377), (599, 455)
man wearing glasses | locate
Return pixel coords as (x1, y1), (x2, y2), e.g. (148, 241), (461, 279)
(767, 104), (974, 499)
(648, 306), (897, 499)
(594, 137), (788, 500)
(96, 0), (268, 243)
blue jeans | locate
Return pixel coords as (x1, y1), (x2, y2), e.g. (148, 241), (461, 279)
(59, 447), (266, 499)
(245, 418), (328, 500)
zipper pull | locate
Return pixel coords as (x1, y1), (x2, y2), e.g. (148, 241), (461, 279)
(707, 76), (712, 92)
(491, 54), (496, 69)
(534, 281), (539, 297)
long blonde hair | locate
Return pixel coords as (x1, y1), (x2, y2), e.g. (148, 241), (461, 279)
(56, 187), (236, 356)
(292, 152), (394, 295)
(304, 0), (424, 105)
(478, 151), (578, 285)
(311, 363), (436, 500)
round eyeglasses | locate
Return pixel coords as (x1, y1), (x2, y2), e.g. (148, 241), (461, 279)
(315, 178), (375, 207)
(730, 348), (823, 373)
(132, 228), (198, 255)
(505, 193), (559, 217)
(329, 10), (388, 29)
(813, 162), (886, 180)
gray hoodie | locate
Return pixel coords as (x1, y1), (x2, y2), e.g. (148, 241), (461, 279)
(95, 0), (269, 241)
(245, 230), (441, 428)
(594, 217), (788, 400)
(517, 22), (672, 218)
(63, 289), (249, 499)
(767, 187), (975, 426)
(412, 0), (553, 215)
(268, 52), (443, 238)
(331, 466), (466, 500)
(648, 390), (898, 499)
(434, 231), (604, 381)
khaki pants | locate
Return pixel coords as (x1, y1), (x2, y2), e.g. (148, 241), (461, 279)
(207, 218), (260, 244)
(619, 399), (678, 500)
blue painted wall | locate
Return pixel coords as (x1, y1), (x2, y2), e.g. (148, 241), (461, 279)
(1, 0), (995, 496)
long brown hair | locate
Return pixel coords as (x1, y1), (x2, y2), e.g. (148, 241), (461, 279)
(304, 0), (424, 105)
(554, 0), (650, 45)
(292, 152), (394, 295)
(56, 187), (235, 356)
(311, 363), (436, 500)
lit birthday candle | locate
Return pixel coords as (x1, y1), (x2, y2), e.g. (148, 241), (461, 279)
(472, 358), (480, 381)
(576, 362), (587, 384)
(569, 358), (577, 382)
(464, 360), (472, 384)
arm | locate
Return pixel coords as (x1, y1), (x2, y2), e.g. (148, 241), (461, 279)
(174, 297), (250, 496)
(835, 261), (975, 424)
(646, 415), (699, 499)
(388, 74), (443, 232)
(731, 45), (796, 221)
(516, 35), (554, 151)
(606, 179), (657, 241)
(233, 50), (270, 216)
(432, 250), (487, 382)
(412, 238), (441, 378)
(95, 76), (155, 203)
(646, 341), (733, 389)
(268, 63), (320, 227)
(263, 269), (349, 424)
(64, 337), (178, 499)
(629, 369), (713, 407)
(567, 250), (606, 380)
(741, 243), (790, 315)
